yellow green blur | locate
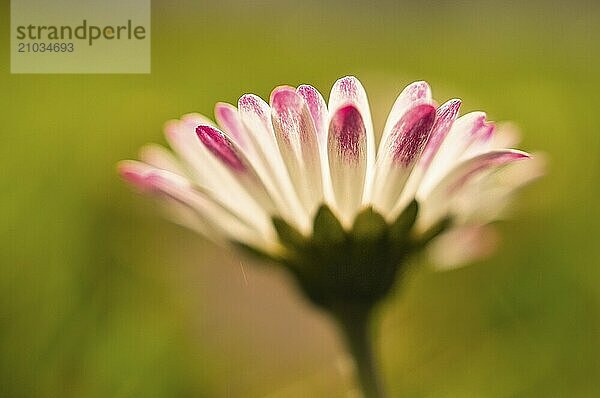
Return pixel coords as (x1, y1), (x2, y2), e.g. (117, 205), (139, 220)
(1, 1), (598, 397)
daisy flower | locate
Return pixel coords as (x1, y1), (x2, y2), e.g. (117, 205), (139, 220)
(119, 76), (541, 268)
(118, 76), (543, 397)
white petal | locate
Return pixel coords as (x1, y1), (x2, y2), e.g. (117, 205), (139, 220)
(490, 122), (521, 148)
(149, 171), (273, 249)
(167, 115), (279, 230)
(118, 159), (161, 192)
(270, 86), (323, 215)
(427, 225), (499, 269)
(139, 144), (185, 175)
(195, 124), (278, 216)
(164, 118), (227, 186)
(297, 84), (334, 203)
(378, 81), (432, 156)
(452, 152), (546, 223)
(392, 99), (462, 217)
(417, 149), (531, 231)
(180, 112), (215, 126)
(418, 99), (463, 169)
(371, 103), (436, 216)
(118, 161), (275, 249)
(297, 85), (328, 145)
(238, 94), (309, 231)
(214, 102), (254, 153)
(417, 111), (494, 198)
(328, 76), (375, 203)
(327, 104), (368, 226)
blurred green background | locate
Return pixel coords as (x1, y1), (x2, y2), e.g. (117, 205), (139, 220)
(1, 0), (599, 397)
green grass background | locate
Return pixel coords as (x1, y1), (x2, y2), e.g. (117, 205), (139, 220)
(1, 0), (599, 396)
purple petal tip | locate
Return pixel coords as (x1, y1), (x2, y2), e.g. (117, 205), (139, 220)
(195, 125), (246, 172)
(329, 104), (366, 162)
(238, 94), (264, 113)
(334, 76), (361, 97)
(270, 86), (302, 114)
(269, 85), (296, 106)
(403, 81), (432, 101)
(390, 104), (436, 166)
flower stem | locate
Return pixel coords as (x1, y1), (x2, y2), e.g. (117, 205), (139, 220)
(334, 303), (386, 398)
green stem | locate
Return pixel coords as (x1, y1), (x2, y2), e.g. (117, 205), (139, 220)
(334, 304), (386, 398)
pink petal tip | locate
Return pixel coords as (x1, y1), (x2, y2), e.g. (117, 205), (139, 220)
(195, 125), (247, 172)
(329, 104), (366, 162)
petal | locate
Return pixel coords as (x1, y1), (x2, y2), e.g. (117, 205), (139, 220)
(297, 84), (333, 203)
(164, 118), (224, 184)
(139, 144), (185, 175)
(119, 159), (274, 242)
(118, 160), (159, 192)
(214, 102), (252, 151)
(392, 99), (462, 215)
(119, 162), (218, 240)
(181, 112), (215, 127)
(196, 124), (277, 214)
(296, 84), (328, 143)
(493, 152), (546, 188)
(328, 76), (375, 200)
(238, 94), (308, 230)
(490, 122), (521, 148)
(453, 152), (546, 223)
(444, 150), (530, 194)
(117, 162), (233, 242)
(145, 169), (273, 248)
(417, 111), (494, 197)
(371, 103), (436, 215)
(165, 119), (272, 230)
(427, 225), (499, 269)
(327, 104), (368, 225)
(419, 99), (462, 168)
(417, 149), (531, 231)
(238, 93), (281, 184)
(460, 121), (524, 162)
(196, 124), (247, 172)
(270, 86), (324, 215)
(379, 81), (432, 156)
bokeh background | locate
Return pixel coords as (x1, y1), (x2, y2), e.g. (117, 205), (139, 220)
(1, 0), (599, 397)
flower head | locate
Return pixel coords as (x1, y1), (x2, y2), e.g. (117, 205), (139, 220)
(119, 76), (543, 307)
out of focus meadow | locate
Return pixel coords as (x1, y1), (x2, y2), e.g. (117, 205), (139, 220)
(1, 1), (599, 397)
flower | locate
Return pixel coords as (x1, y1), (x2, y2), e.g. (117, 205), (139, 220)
(119, 76), (543, 397)
(118, 76), (543, 303)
